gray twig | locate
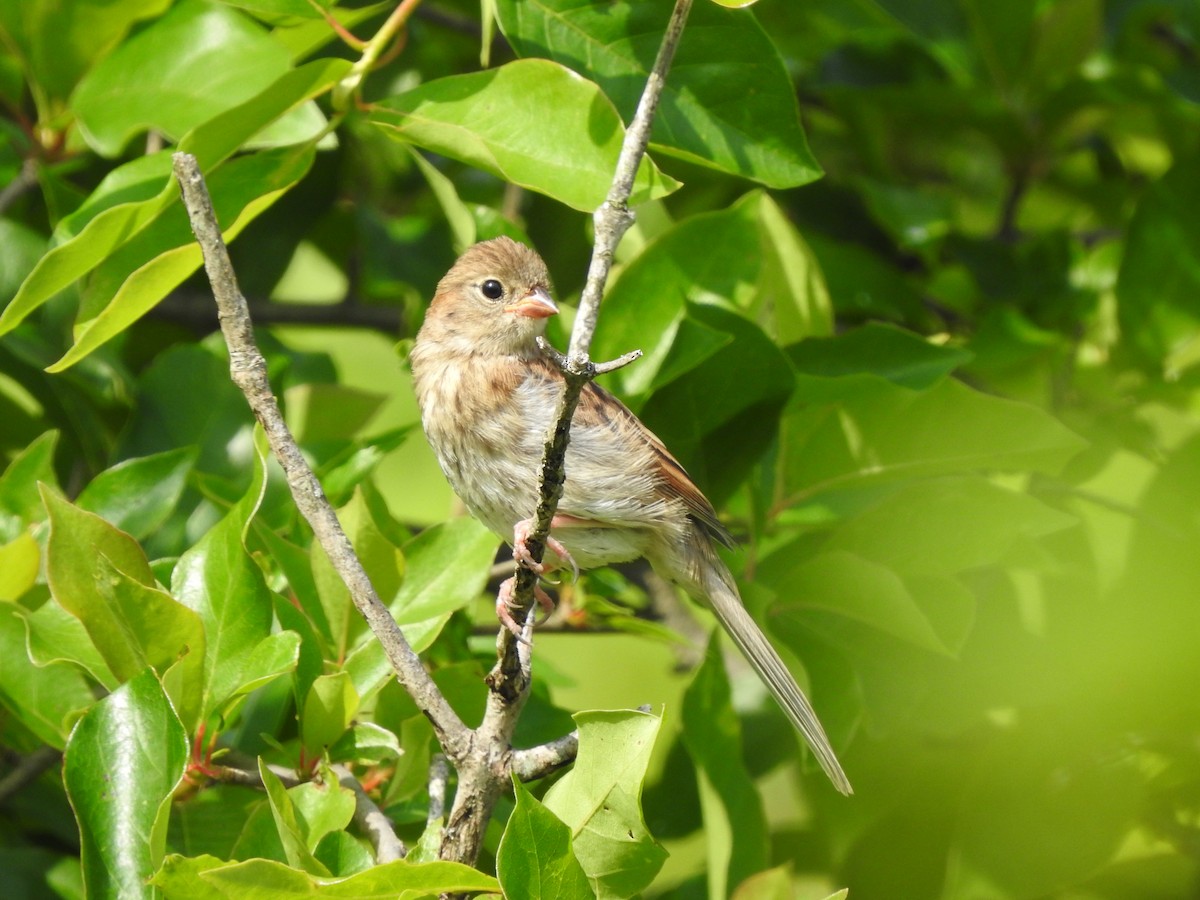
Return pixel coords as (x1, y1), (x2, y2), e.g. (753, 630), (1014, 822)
(511, 730), (580, 782)
(171, 152), (471, 765)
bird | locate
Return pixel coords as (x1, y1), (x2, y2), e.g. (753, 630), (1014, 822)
(409, 236), (852, 795)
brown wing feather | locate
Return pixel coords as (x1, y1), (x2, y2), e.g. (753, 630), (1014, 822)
(576, 381), (735, 548)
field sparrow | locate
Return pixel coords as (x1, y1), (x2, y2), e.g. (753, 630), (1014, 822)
(410, 237), (852, 795)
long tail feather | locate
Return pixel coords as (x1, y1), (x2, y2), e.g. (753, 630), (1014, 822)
(700, 561), (853, 796)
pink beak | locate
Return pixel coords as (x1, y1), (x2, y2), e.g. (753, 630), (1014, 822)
(505, 286), (558, 319)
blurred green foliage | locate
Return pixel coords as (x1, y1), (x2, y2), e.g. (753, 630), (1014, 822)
(2, 0), (1200, 897)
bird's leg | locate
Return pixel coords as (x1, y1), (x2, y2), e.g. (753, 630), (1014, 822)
(496, 576), (557, 640)
(512, 516), (580, 582)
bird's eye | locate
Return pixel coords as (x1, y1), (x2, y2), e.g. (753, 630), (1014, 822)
(480, 279), (504, 301)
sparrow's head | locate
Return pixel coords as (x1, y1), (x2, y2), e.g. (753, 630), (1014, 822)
(425, 236), (558, 355)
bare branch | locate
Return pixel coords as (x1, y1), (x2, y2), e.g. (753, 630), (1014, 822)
(511, 731), (579, 782)
(334, 764), (406, 863)
(171, 152), (471, 763)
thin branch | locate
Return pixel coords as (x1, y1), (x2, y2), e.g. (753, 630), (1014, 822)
(511, 731), (579, 782)
(171, 153), (471, 764)
(333, 0), (424, 110)
(334, 764), (406, 863)
(438, 0), (693, 867)
(0, 746), (61, 804)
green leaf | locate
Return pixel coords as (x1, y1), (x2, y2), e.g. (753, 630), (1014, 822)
(822, 477), (1077, 577)
(0, 530), (39, 601)
(498, 778), (593, 900)
(1117, 159), (1200, 371)
(0, 0), (169, 113)
(171, 452), (279, 720)
(495, 0), (820, 187)
(43, 487), (207, 707)
(260, 761), (332, 876)
(43, 484), (155, 610)
(0, 606), (95, 748)
(731, 865), (803, 900)
(328, 722), (403, 766)
(302, 671), (361, 757)
(635, 302), (796, 505)
(371, 58), (680, 212)
(0, 431), (59, 541)
(789, 323), (973, 389)
(71, 0), (328, 156)
(290, 767), (356, 854)
(20, 598), (115, 686)
(76, 447), (196, 540)
(49, 496), (209, 725)
(390, 517), (499, 628)
(311, 489), (404, 660)
(51, 144), (316, 371)
(595, 191), (832, 403)
(777, 373), (1086, 503)
(339, 516), (499, 699)
(0, 57), (349, 338)
(409, 149), (477, 253)
(64, 668), (188, 900)
(153, 853), (501, 898)
(764, 549), (953, 655)
(543, 710), (666, 898)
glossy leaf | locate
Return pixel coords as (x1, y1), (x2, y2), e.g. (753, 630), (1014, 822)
(543, 710), (666, 898)
(171, 445), (290, 720)
(64, 669), (188, 900)
(498, 778), (593, 900)
(71, 0), (328, 156)
(153, 853), (501, 897)
(260, 761), (332, 876)
(495, 0), (820, 187)
(0, 606), (95, 748)
(0, 0), (169, 111)
(20, 599), (115, 687)
(0, 431), (59, 541)
(594, 191), (832, 404)
(371, 58), (680, 212)
(0, 58), (349, 338)
(76, 447), (196, 540)
(52, 144), (316, 371)
(302, 671), (360, 757)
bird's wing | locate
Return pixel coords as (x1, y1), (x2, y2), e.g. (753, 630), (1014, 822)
(571, 379), (735, 548)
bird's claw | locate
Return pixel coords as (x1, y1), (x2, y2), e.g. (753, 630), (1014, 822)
(512, 518), (579, 582)
(496, 576), (557, 642)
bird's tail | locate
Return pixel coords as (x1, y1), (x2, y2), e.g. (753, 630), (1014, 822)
(700, 558), (853, 796)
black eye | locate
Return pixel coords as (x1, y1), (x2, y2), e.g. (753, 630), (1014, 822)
(480, 279), (504, 300)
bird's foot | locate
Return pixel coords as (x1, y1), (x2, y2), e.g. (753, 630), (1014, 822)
(496, 576), (557, 641)
(512, 517), (579, 582)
